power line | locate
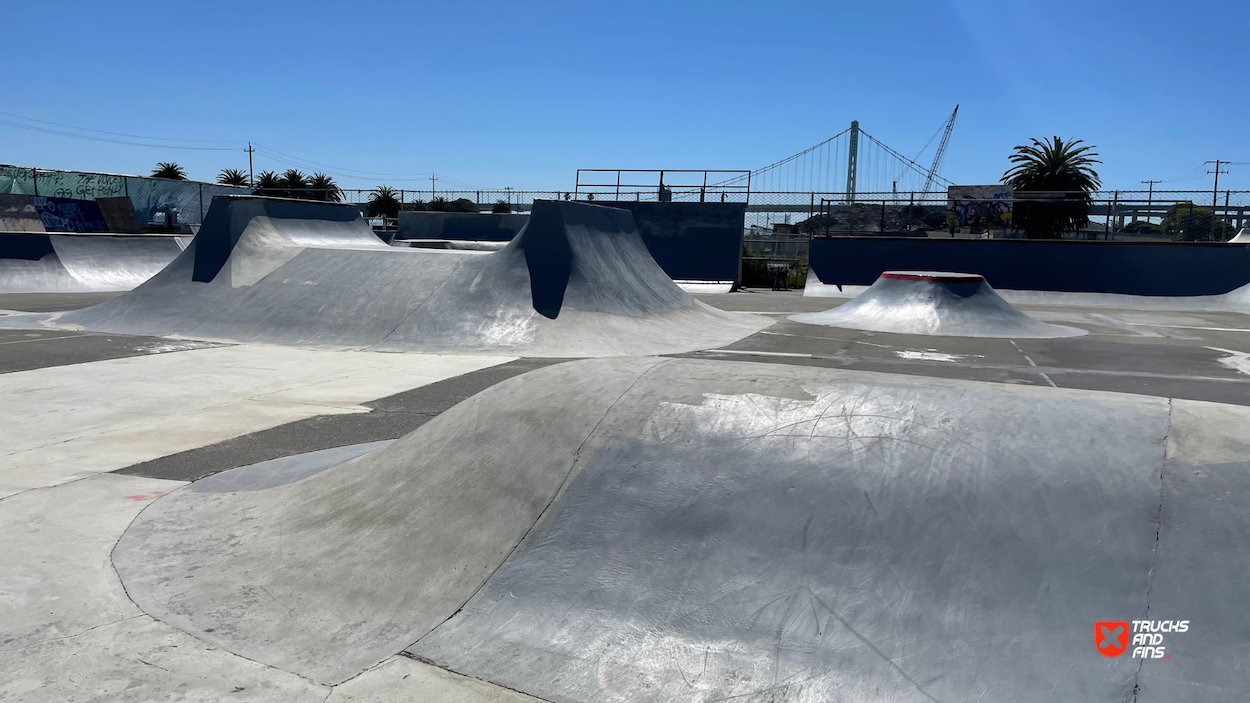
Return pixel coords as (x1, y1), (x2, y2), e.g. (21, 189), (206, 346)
(251, 143), (436, 180)
(0, 117), (238, 151)
(0, 110), (237, 144)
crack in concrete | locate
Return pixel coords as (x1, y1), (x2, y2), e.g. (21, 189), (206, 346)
(398, 652), (555, 702)
(1132, 396), (1172, 703)
(0, 613), (145, 652)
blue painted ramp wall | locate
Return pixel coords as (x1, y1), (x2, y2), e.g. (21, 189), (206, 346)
(809, 236), (1250, 296)
(598, 201), (746, 285)
(396, 212), (529, 242)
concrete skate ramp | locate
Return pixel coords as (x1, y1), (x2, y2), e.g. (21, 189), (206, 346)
(41, 196), (766, 355)
(791, 271), (1085, 337)
(0, 232), (186, 293)
(1230, 227), (1250, 243)
(112, 358), (1250, 699)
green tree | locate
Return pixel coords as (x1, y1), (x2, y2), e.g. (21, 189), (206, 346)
(367, 185), (401, 218)
(401, 199), (427, 212)
(451, 197), (477, 213)
(1163, 202), (1233, 242)
(1003, 136), (1101, 239)
(152, 162), (187, 180)
(217, 168), (250, 187)
(253, 171), (283, 197)
(281, 169), (309, 199)
(308, 173), (342, 202)
(428, 196), (451, 212)
(491, 199), (512, 214)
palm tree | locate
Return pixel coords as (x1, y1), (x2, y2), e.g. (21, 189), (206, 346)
(253, 170), (283, 197)
(367, 186), (401, 218)
(152, 162), (187, 180)
(281, 169), (309, 199)
(1003, 137), (1101, 239)
(491, 199), (512, 214)
(217, 168), (250, 187)
(427, 196), (451, 212)
(308, 173), (342, 202)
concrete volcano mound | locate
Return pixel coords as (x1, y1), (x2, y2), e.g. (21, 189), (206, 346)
(111, 358), (1250, 699)
(8, 196), (766, 355)
(791, 271), (1085, 338)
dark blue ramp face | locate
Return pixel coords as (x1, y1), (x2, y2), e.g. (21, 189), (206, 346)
(0, 233), (55, 261)
(599, 201), (747, 284)
(515, 203), (575, 319)
(808, 236), (1250, 296)
(397, 212), (529, 242)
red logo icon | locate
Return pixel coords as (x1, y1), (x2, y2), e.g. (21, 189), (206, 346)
(1096, 621), (1129, 658)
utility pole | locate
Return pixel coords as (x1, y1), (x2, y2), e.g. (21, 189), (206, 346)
(430, 174), (437, 200)
(1141, 180), (1160, 225)
(245, 143), (255, 187)
(1206, 160), (1229, 208)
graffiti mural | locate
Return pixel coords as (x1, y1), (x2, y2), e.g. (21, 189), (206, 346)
(947, 185), (1013, 229)
(31, 196), (110, 232)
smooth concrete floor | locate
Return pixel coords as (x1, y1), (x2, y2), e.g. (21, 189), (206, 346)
(2, 288), (1249, 701)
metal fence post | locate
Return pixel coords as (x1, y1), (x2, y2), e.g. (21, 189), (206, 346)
(199, 183), (204, 222)
(31, 168), (37, 195)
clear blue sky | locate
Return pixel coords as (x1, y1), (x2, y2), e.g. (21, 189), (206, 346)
(3, 0), (1246, 194)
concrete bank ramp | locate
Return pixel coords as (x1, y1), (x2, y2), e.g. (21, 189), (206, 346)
(32, 196), (765, 355)
(0, 233), (186, 293)
(792, 271), (1085, 337)
(113, 358), (1249, 700)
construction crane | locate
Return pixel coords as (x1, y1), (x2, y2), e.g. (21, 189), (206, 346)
(922, 105), (958, 193)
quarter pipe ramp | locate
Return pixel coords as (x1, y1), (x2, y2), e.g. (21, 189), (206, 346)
(0, 233), (187, 294)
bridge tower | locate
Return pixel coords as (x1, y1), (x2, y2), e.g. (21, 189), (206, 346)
(845, 120), (859, 203)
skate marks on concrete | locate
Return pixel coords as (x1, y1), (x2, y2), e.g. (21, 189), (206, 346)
(0, 469), (539, 702)
(112, 358), (1250, 699)
(0, 473), (324, 703)
(112, 357), (666, 685)
(2, 196), (768, 356)
(790, 271), (1085, 338)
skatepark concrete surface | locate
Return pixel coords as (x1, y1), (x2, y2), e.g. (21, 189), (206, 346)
(0, 196), (768, 356)
(2, 198), (1250, 701)
(792, 271), (1086, 338)
(0, 233), (187, 293)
